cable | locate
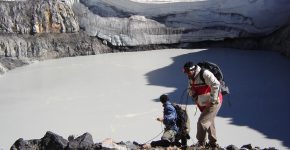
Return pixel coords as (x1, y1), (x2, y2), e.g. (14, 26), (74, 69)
(185, 89), (189, 110)
(179, 88), (188, 105)
(143, 121), (164, 144)
(226, 94), (232, 107)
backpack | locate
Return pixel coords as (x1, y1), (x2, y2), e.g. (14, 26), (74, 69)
(197, 61), (230, 95)
(173, 104), (190, 136)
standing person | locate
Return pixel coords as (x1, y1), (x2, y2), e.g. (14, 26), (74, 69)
(183, 61), (222, 148)
(142, 94), (179, 149)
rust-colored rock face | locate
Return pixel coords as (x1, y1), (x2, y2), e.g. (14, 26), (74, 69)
(0, 0), (79, 34)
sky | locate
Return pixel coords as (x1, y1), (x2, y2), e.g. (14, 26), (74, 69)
(0, 48), (289, 150)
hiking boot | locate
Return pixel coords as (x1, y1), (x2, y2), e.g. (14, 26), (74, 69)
(195, 141), (206, 149)
(207, 142), (220, 150)
(180, 145), (188, 150)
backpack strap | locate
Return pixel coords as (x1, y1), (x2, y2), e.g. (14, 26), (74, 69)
(190, 69), (207, 87)
(200, 68), (224, 95)
(199, 68), (205, 84)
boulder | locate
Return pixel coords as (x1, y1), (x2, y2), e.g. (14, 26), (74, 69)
(10, 138), (40, 150)
(66, 132), (94, 150)
(241, 144), (253, 150)
(9, 132), (279, 150)
(101, 138), (127, 150)
(226, 144), (239, 150)
(39, 131), (68, 150)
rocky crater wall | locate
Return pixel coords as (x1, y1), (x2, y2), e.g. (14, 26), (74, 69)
(0, 0), (110, 75)
(0, 0), (79, 34)
(0, 32), (111, 74)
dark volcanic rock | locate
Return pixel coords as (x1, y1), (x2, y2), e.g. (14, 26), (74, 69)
(261, 25), (290, 57)
(226, 144), (239, 150)
(40, 131), (68, 150)
(66, 132), (94, 150)
(241, 144), (253, 149)
(10, 131), (279, 150)
(10, 138), (40, 150)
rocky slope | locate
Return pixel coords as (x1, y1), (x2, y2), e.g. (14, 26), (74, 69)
(181, 24), (290, 57)
(260, 25), (290, 57)
(0, 31), (111, 75)
(10, 131), (278, 150)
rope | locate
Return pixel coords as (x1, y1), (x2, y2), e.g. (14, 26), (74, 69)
(179, 88), (188, 105)
(143, 121), (164, 144)
(188, 92), (198, 117)
(193, 106), (197, 116)
(226, 94), (232, 107)
(185, 89), (189, 110)
(182, 87), (198, 116)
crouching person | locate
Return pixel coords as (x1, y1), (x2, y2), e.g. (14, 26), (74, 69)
(142, 94), (179, 149)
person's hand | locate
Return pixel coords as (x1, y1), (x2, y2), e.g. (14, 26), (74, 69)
(206, 100), (219, 107)
(211, 100), (219, 105)
(187, 89), (193, 96)
(156, 117), (163, 122)
(205, 101), (212, 108)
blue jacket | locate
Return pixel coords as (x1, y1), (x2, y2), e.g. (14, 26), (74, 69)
(163, 101), (178, 132)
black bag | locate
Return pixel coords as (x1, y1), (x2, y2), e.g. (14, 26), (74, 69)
(173, 104), (190, 136)
(197, 61), (230, 95)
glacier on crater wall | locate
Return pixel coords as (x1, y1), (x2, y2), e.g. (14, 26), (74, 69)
(73, 0), (290, 46)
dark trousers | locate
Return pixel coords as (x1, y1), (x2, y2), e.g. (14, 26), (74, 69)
(150, 140), (171, 147)
(150, 129), (176, 147)
(174, 133), (190, 147)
